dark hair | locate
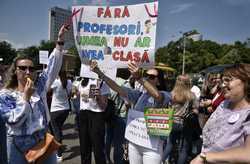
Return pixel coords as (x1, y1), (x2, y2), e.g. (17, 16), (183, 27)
(4, 55), (34, 89)
(224, 63), (250, 102)
(145, 19), (151, 25)
(81, 77), (89, 87)
(59, 70), (67, 89)
(156, 69), (167, 91)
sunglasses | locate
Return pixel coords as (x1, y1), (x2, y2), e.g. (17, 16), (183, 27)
(145, 73), (158, 80)
(17, 66), (35, 72)
(222, 76), (236, 83)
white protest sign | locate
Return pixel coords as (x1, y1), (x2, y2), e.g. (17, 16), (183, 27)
(80, 58), (117, 80)
(72, 2), (157, 69)
(39, 50), (49, 65)
(125, 109), (160, 150)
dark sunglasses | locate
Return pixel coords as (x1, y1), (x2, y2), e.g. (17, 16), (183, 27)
(145, 73), (158, 80)
(222, 76), (236, 83)
(17, 66), (35, 72)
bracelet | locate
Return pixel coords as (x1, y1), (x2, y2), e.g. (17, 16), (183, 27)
(99, 72), (105, 79)
(200, 152), (207, 164)
(138, 77), (147, 84)
(57, 40), (64, 46)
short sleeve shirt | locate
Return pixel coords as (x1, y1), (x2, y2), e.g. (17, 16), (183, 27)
(123, 87), (172, 112)
(202, 100), (250, 152)
(79, 79), (110, 112)
(50, 79), (72, 112)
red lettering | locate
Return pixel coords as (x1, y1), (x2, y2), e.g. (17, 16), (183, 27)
(112, 51), (120, 60)
(141, 51), (150, 63)
(133, 52), (140, 62)
(120, 51), (127, 61)
(114, 8), (121, 18)
(97, 8), (104, 17)
(121, 37), (129, 47)
(112, 51), (148, 63)
(98, 6), (130, 18)
(113, 37), (129, 47)
(122, 6), (130, 18)
(126, 51), (133, 61)
(104, 7), (111, 18)
(114, 37), (121, 47)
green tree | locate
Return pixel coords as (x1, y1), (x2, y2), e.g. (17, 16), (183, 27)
(39, 40), (55, 54)
(22, 46), (39, 65)
(0, 41), (17, 65)
(155, 38), (250, 74)
(68, 46), (79, 56)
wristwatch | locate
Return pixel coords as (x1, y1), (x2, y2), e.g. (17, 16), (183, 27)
(200, 152), (207, 163)
(57, 40), (64, 46)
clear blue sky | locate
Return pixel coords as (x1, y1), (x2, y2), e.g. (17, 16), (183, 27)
(0, 0), (250, 49)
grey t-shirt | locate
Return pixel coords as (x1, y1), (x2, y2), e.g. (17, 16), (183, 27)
(202, 100), (250, 152)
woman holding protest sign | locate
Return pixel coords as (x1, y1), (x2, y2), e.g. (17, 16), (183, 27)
(0, 24), (69, 164)
(90, 61), (170, 164)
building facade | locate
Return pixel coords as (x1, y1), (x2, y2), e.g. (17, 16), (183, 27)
(49, 7), (75, 49)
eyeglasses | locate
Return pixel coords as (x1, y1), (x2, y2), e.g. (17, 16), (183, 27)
(222, 76), (236, 83)
(17, 66), (35, 72)
(145, 73), (158, 80)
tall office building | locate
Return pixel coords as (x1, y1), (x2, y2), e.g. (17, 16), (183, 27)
(184, 30), (203, 41)
(49, 7), (75, 49)
(246, 38), (250, 48)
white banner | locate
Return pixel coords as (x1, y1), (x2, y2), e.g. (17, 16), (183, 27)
(39, 50), (49, 65)
(125, 109), (160, 150)
(80, 60), (117, 80)
(72, 2), (158, 71)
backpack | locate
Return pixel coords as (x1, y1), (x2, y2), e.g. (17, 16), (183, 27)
(99, 80), (116, 121)
(182, 101), (202, 141)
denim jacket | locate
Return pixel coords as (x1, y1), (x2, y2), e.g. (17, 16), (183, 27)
(0, 48), (63, 152)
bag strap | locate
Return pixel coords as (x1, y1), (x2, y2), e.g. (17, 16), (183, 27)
(100, 80), (104, 88)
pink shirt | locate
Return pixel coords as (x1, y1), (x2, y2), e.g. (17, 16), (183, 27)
(202, 100), (250, 152)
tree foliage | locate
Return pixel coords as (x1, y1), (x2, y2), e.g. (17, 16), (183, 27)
(155, 38), (250, 74)
(0, 41), (16, 65)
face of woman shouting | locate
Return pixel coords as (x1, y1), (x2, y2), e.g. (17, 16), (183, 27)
(222, 75), (246, 104)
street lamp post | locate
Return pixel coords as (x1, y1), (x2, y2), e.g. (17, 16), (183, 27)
(182, 35), (186, 75)
(179, 31), (186, 75)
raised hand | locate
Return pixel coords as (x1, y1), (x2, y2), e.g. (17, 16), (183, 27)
(128, 62), (141, 80)
(90, 60), (102, 75)
(23, 78), (35, 101)
(58, 24), (70, 41)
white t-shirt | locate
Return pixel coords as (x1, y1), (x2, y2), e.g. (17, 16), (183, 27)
(50, 78), (72, 112)
(78, 79), (110, 112)
(191, 85), (201, 99)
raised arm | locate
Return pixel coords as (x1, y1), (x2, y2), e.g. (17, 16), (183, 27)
(45, 24), (70, 90)
(128, 63), (163, 103)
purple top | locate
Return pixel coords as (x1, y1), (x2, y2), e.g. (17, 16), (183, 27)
(202, 100), (250, 152)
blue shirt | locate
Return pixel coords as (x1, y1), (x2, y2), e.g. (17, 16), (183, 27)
(123, 87), (172, 112)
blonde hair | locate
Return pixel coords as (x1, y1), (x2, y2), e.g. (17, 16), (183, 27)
(171, 74), (194, 103)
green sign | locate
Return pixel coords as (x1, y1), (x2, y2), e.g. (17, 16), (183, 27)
(144, 107), (174, 136)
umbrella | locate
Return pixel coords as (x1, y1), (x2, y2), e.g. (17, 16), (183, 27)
(200, 64), (234, 74)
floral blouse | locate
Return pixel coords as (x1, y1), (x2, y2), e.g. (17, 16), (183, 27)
(0, 48), (63, 136)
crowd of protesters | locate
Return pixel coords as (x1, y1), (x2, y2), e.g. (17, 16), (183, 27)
(0, 27), (250, 164)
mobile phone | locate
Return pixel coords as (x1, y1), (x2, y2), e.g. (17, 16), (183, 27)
(89, 84), (97, 98)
